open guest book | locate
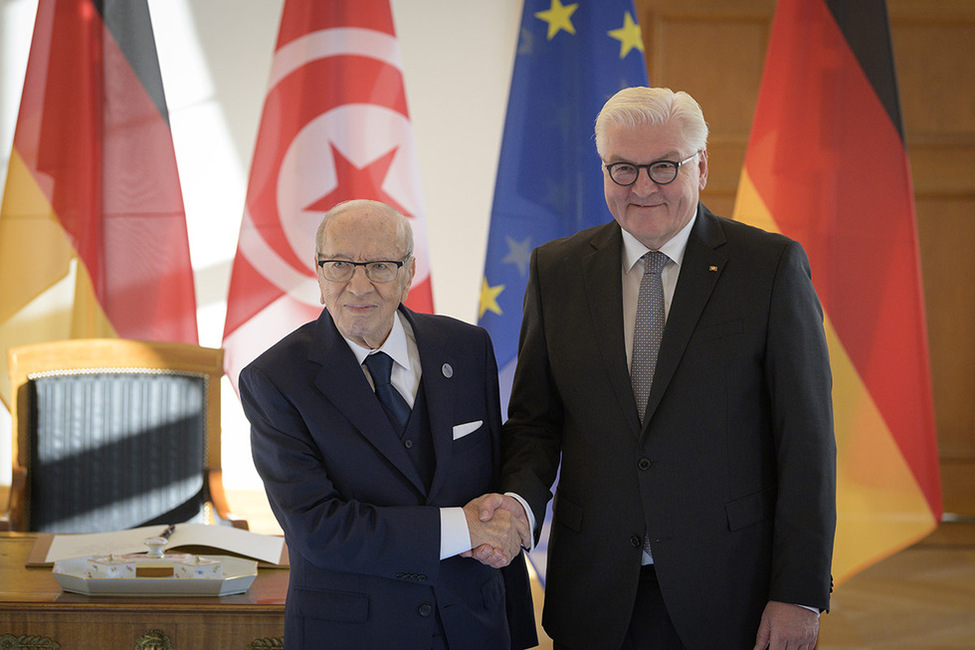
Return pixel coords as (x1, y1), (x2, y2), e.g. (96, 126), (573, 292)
(27, 523), (289, 568)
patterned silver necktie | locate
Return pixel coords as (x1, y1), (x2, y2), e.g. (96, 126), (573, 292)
(632, 250), (668, 563)
(631, 250), (669, 425)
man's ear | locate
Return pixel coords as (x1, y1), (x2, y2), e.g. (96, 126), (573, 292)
(316, 260), (327, 305)
(401, 257), (416, 303)
(697, 149), (709, 190)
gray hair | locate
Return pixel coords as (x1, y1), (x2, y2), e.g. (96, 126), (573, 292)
(315, 199), (414, 260)
(594, 87), (709, 157)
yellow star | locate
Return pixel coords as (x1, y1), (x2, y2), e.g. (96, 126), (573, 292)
(608, 10), (645, 59)
(479, 277), (505, 318)
(535, 0), (578, 41)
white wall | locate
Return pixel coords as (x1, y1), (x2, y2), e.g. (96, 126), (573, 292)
(0, 0), (523, 488)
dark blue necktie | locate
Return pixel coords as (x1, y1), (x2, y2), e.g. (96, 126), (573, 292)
(363, 351), (411, 434)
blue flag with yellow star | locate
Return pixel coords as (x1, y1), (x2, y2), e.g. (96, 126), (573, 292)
(479, 0), (649, 414)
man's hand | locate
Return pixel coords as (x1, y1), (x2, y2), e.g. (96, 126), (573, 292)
(460, 493), (530, 568)
(477, 493), (531, 546)
(753, 601), (819, 650)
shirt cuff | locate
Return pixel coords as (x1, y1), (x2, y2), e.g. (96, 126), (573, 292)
(505, 492), (536, 552)
(439, 507), (471, 559)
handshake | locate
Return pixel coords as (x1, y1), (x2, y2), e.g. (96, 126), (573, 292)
(460, 493), (532, 569)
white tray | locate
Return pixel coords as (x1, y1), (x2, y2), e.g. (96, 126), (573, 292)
(52, 555), (258, 597)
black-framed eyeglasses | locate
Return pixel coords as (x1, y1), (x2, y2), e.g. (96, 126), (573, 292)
(604, 151), (702, 187)
(316, 257), (410, 283)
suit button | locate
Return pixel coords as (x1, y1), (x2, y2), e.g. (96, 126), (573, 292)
(418, 603), (434, 617)
(638, 458), (652, 471)
(630, 535), (642, 548)
(404, 439), (414, 449)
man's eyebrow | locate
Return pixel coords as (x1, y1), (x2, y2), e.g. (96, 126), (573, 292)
(605, 152), (682, 164)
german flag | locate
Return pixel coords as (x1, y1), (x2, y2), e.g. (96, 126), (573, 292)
(733, 0), (942, 585)
(0, 0), (198, 410)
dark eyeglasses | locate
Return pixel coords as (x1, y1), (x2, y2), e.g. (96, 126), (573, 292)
(316, 257), (410, 283)
(604, 151), (701, 186)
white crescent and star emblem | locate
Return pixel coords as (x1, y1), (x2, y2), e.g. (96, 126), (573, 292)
(237, 27), (428, 306)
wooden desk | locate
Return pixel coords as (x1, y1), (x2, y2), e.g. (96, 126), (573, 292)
(0, 532), (286, 649)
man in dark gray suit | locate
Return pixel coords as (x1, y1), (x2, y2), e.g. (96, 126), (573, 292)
(486, 86), (835, 649)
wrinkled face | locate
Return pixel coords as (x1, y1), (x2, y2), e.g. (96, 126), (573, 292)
(601, 119), (708, 250)
(317, 208), (415, 349)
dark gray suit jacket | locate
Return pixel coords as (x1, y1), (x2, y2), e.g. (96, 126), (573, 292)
(501, 205), (835, 649)
(241, 306), (536, 650)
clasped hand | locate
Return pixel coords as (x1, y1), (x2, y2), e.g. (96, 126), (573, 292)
(460, 493), (531, 568)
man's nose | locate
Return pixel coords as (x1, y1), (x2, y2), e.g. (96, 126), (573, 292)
(346, 265), (374, 292)
(630, 168), (657, 194)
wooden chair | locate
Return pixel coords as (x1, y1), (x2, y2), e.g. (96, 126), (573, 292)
(1, 339), (247, 532)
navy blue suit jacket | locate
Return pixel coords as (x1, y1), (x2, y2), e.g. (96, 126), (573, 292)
(241, 306), (536, 649)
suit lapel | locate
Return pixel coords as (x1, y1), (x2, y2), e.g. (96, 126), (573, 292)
(310, 310), (427, 493)
(643, 206), (728, 426)
(582, 224), (644, 437)
(404, 308), (456, 501)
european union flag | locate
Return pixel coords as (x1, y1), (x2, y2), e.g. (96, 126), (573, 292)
(478, 0), (649, 413)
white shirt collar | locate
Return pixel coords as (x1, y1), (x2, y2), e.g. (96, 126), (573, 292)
(621, 209), (698, 273)
(343, 310), (413, 373)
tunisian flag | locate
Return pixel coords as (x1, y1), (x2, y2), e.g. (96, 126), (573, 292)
(733, 0), (942, 585)
(222, 0), (434, 390)
(0, 0), (198, 411)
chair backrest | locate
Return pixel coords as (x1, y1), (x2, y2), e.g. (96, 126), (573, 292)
(7, 339), (225, 533)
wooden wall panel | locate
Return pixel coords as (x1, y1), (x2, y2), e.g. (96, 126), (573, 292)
(636, 0), (774, 218)
(893, 25), (975, 138)
(635, 0), (975, 514)
(917, 199), (975, 459)
(894, 2), (975, 514)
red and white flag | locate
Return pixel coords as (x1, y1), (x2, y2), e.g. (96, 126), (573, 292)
(222, 0), (434, 390)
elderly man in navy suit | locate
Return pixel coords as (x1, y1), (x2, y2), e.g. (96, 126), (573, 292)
(240, 199), (536, 650)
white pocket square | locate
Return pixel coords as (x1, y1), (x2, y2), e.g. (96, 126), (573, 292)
(452, 420), (483, 440)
